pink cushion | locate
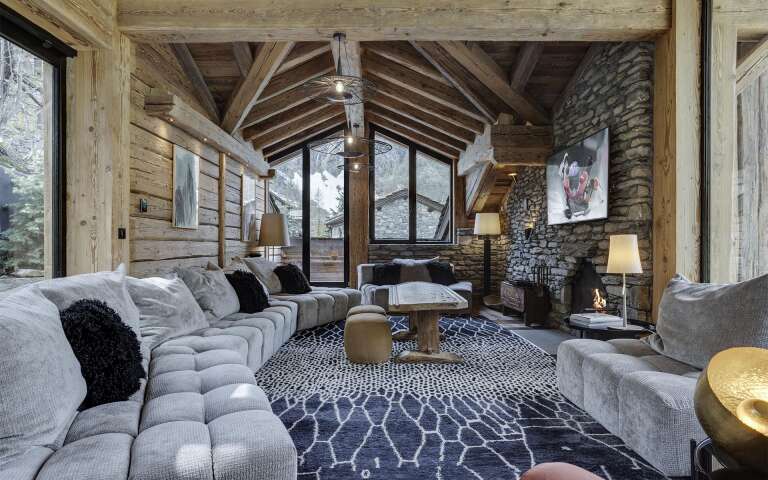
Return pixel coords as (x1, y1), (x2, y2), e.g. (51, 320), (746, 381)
(521, 463), (604, 480)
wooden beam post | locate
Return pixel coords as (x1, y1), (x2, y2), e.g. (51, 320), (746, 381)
(652, 0), (702, 320)
(348, 122), (370, 288)
(708, 21), (739, 283)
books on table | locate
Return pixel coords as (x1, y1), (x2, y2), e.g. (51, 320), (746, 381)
(569, 312), (623, 328)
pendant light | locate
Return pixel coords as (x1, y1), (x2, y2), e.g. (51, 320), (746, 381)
(301, 33), (377, 105)
(308, 122), (392, 169)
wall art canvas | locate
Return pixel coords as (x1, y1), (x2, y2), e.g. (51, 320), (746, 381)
(241, 174), (259, 241)
(172, 145), (199, 229)
(546, 127), (609, 225)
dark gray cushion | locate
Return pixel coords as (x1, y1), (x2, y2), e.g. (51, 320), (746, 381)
(647, 274), (768, 369)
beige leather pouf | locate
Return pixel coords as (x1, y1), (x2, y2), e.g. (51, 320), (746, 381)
(347, 304), (386, 316)
(344, 309), (392, 364)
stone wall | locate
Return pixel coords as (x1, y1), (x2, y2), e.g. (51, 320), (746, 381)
(502, 42), (655, 324)
(368, 231), (507, 299)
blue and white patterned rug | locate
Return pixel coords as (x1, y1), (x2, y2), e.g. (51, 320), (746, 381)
(254, 316), (666, 480)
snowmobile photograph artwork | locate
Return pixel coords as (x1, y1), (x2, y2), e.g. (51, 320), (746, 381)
(546, 128), (609, 225)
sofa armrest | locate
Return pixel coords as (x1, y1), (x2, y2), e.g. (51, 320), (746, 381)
(357, 263), (376, 290)
(359, 283), (391, 310)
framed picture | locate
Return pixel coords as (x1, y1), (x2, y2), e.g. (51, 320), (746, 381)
(241, 173), (259, 241)
(546, 127), (609, 225)
(172, 145), (199, 229)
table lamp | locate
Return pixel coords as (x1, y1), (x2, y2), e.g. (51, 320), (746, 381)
(258, 213), (290, 262)
(474, 213), (501, 299)
(606, 234), (642, 329)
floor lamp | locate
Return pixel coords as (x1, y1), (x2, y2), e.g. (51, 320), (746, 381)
(474, 213), (501, 301)
(258, 213), (290, 262)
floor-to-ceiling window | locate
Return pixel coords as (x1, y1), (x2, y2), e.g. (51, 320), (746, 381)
(0, 7), (71, 292)
(370, 126), (453, 244)
(268, 128), (348, 285)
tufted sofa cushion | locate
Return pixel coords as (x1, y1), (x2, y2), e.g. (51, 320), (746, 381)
(273, 287), (361, 331)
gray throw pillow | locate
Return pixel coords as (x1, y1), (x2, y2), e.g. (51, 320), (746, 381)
(174, 264), (239, 322)
(393, 257), (439, 266)
(646, 274), (768, 369)
(127, 275), (209, 349)
(0, 286), (87, 463)
(241, 257), (282, 294)
(35, 264), (141, 340)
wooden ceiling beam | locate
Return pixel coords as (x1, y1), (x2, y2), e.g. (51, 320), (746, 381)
(232, 42), (253, 77)
(332, 35), (364, 134)
(510, 42), (544, 91)
(367, 72), (485, 134)
(276, 42), (331, 74)
(363, 52), (485, 123)
(492, 125), (554, 166)
(241, 86), (312, 128)
(260, 53), (334, 101)
(368, 95), (475, 143)
(411, 41), (499, 123)
(437, 41), (550, 125)
(117, 1), (671, 43)
(263, 113), (346, 158)
(170, 43), (220, 122)
(241, 101), (328, 141)
(367, 103), (467, 151)
(251, 104), (344, 150)
(367, 112), (460, 160)
(364, 41), (449, 85)
(221, 41), (294, 133)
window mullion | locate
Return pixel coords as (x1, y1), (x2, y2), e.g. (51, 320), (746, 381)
(408, 142), (417, 244)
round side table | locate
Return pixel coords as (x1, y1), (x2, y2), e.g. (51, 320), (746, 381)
(692, 438), (764, 480)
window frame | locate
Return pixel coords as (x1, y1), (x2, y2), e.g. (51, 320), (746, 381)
(0, 5), (75, 278)
(266, 126), (350, 287)
(368, 124), (454, 245)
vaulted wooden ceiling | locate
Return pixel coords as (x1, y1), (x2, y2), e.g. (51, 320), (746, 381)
(168, 40), (593, 161)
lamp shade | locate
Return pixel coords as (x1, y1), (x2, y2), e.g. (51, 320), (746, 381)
(258, 213), (290, 247)
(606, 234), (642, 274)
(474, 213), (501, 236)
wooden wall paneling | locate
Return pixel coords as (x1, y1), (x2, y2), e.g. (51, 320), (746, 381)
(66, 32), (132, 275)
(709, 21), (739, 283)
(713, 0), (768, 40)
(736, 35), (768, 94)
(117, 0), (672, 43)
(652, 0), (702, 319)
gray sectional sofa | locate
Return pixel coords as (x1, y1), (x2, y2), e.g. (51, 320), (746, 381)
(556, 274), (768, 477)
(0, 262), (361, 480)
(357, 262), (472, 312)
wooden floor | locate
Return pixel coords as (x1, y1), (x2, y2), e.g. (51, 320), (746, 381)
(477, 306), (573, 356)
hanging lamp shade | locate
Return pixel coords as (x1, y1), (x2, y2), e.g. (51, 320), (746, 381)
(308, 122), (392, 161)
(301, 33), (377, 106)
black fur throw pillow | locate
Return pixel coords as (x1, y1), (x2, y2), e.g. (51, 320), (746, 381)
(273, 264), (311, 294)
(427, 261), (458, 286)
(372, 263), (401, 285)
(60, 299), (145, 410)
(226, 270), (269, 313)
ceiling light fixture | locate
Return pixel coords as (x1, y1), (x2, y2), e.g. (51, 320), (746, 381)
(301, 33), (377, 105)
(308, 122), (392, 166)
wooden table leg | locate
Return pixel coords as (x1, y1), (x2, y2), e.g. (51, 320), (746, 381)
(392, 313), (418, 341)
(395, 310), (463, 364)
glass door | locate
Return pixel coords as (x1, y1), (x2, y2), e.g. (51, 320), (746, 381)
(268, 131), (348, 286)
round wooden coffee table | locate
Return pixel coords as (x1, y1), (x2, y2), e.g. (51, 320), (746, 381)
(388, 282), (468, 364)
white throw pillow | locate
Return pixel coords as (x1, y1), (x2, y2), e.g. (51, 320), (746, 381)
(127, 275), (209, 349)
(393, 257), (439, 266)
(35, 264), (141, 340)
(0, 286), (87, 463)
(241, 257), (283, 294)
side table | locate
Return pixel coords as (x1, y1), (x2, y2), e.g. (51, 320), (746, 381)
(563, 317), (652, 340)
(691, 438), (764, 480)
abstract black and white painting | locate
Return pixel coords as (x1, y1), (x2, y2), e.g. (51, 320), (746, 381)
(241, 174), (259, 241)
(546, 127), (609, 225)
(172, 145), (199, 229)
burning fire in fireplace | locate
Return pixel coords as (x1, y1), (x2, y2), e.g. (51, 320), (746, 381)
(592, 289), (607, 312)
